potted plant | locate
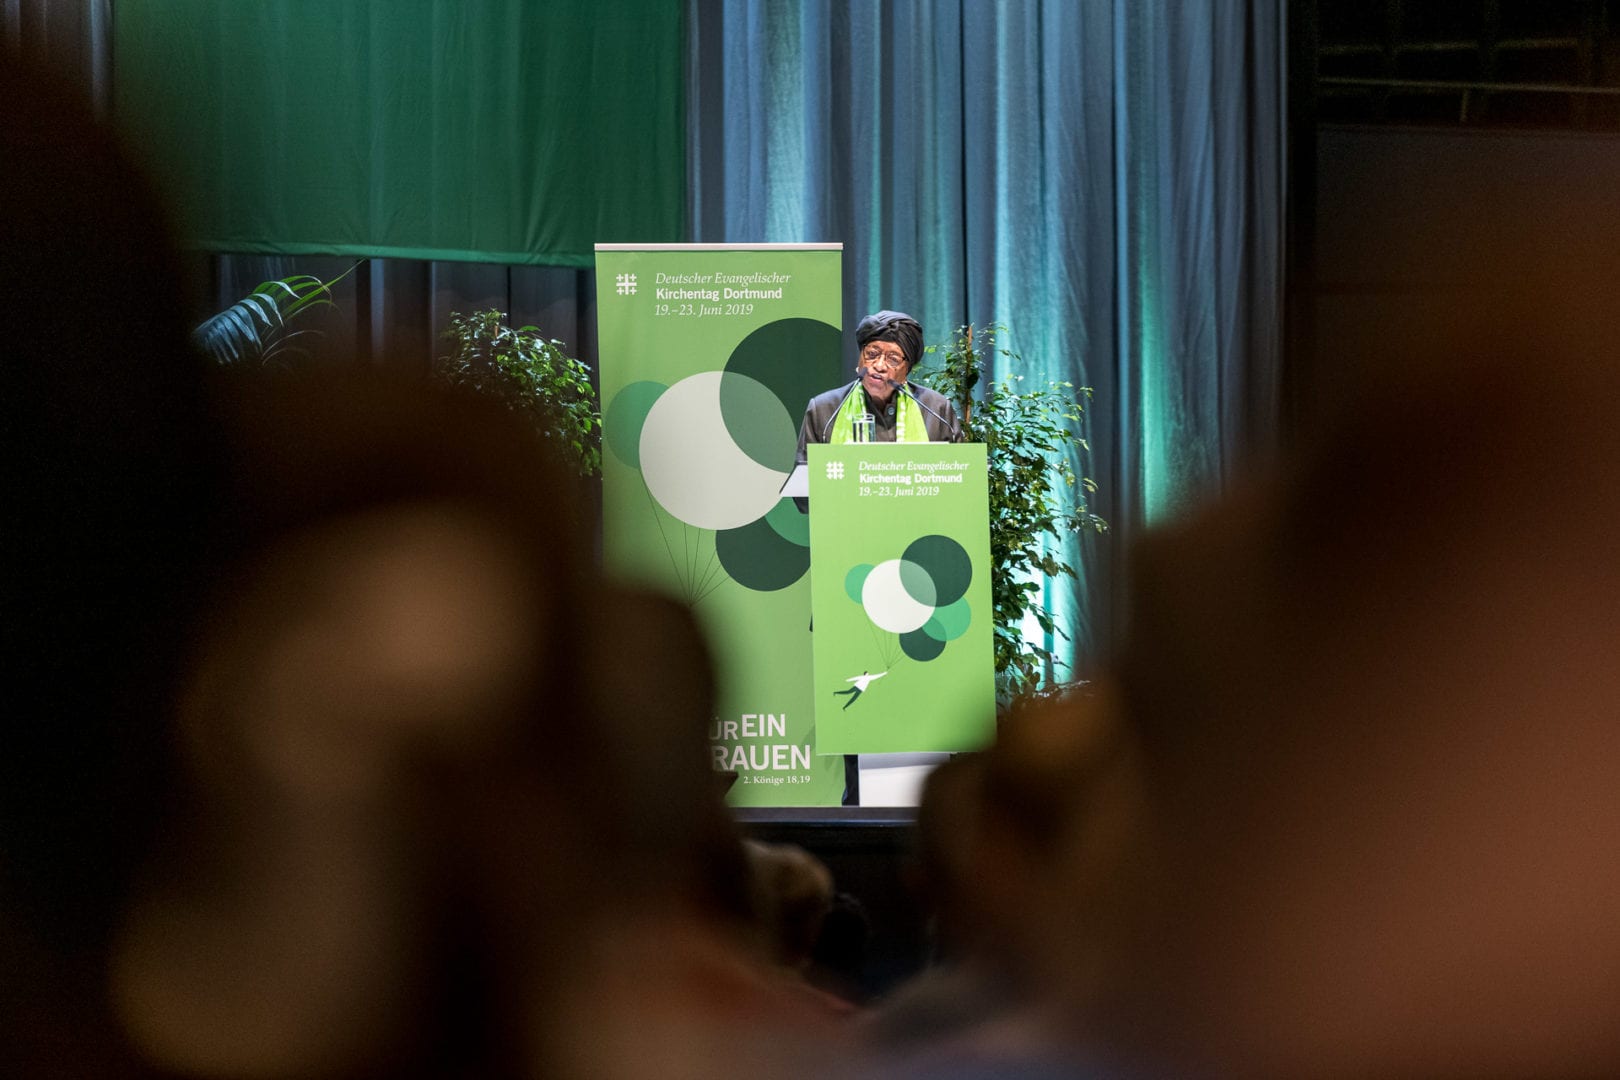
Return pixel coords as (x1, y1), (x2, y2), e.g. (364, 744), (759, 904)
(917, 323), (1107, 701)
(435, 310), (601, 478)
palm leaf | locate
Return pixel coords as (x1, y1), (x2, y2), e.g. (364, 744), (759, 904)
(194, 304), (266, 364)
(193, 261), (362, 366)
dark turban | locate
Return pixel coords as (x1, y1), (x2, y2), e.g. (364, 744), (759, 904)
(855, 310), (924, 368)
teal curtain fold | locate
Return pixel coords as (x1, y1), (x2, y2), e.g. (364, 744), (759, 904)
(2, 0), (111, 114)
(689, 0), (1286, 669)
(110, 0), (685, 266)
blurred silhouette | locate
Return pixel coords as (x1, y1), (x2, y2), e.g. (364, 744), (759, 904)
(2, 58), (224, 1079)
(806, 891), (873, 1006)
(1092, 236), (1620, 1076)
(855, 216), (1620, 1080)
(108, 372), (603, 1078)
(861, 684), (1141, 1072)
(744, 841), (836, 973)
(2, 58), (841, 1080)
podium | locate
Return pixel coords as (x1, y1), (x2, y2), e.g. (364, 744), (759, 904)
(806, 443), (996, 757)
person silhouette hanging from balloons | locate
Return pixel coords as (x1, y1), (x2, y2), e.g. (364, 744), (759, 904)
(833, 670), (888, 709)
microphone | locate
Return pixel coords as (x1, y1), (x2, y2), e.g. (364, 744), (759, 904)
(885, 378), (960, 441)
(820, 368), (869, 441)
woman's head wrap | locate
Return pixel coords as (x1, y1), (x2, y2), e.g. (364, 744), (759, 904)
(855, 310), (924, 368)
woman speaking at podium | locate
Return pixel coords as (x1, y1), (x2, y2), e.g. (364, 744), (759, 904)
(796, 309), (962, 463)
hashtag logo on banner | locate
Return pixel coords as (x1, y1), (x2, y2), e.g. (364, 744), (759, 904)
(825, 461), (844, 480)
(615, 273), (637, 295)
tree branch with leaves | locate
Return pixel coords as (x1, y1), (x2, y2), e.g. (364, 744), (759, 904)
(435, 310), (601, 478)
(918, 323), (1107, 700)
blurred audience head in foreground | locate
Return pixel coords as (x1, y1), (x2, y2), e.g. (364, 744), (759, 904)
(2, 62), (837, 1080)
(3, 55), (221, 1077)
(1090, 235), (1620, 1076)
(860, 208), (1620, 1080)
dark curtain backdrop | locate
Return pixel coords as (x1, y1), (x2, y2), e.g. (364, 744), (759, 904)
(2, 0), (108, 113)
(689, 0), (1285, 668)
(9, 0), (1285, 674)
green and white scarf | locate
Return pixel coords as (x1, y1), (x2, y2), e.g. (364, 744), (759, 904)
(829, 381), (930, 445)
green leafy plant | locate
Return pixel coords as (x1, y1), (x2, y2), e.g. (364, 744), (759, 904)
(193, 264), (358, 366)
(918, 323), (1107, 700)
(436, 309), (601, 477)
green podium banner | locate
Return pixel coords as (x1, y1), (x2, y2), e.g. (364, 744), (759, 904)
(807, 443), (997, 754)
(594, 244), (846, 807)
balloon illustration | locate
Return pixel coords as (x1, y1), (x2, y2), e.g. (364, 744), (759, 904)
(638, 370), (793, 530)
(846, 534), (973, 666)
(604, 318), (840, 602)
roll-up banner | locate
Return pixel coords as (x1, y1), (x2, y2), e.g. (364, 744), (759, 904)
(807, 443), (997, 755)
(594, 244), (846, 807)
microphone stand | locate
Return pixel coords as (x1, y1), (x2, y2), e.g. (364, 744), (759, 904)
(820, 367), (869, 441)
(885, 378), (960, 441)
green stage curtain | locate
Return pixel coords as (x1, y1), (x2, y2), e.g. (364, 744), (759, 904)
(110, 0), (684, 267)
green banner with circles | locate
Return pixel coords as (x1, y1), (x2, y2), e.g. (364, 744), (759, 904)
(807, 443), (997, 754)
(594, 244), (847, 807)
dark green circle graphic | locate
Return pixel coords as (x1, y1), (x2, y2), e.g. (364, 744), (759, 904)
(844, 563), (873, 602)
(764, 495), (810, 547)
(717, 371), (796, 472)
(898, 558), (938, 607)
(715, 512), (810, 592)
(604, 380), (666, 469)
(724, 318), (845, 428)
(902, 534), (972, 606)
(900, 626), (947, 662)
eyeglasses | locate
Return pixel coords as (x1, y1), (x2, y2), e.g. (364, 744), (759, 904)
(861, 345), (907, 369)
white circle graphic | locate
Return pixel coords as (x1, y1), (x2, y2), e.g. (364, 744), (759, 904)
(861, 558), (934, 634)
(639, 371), (791, 531)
